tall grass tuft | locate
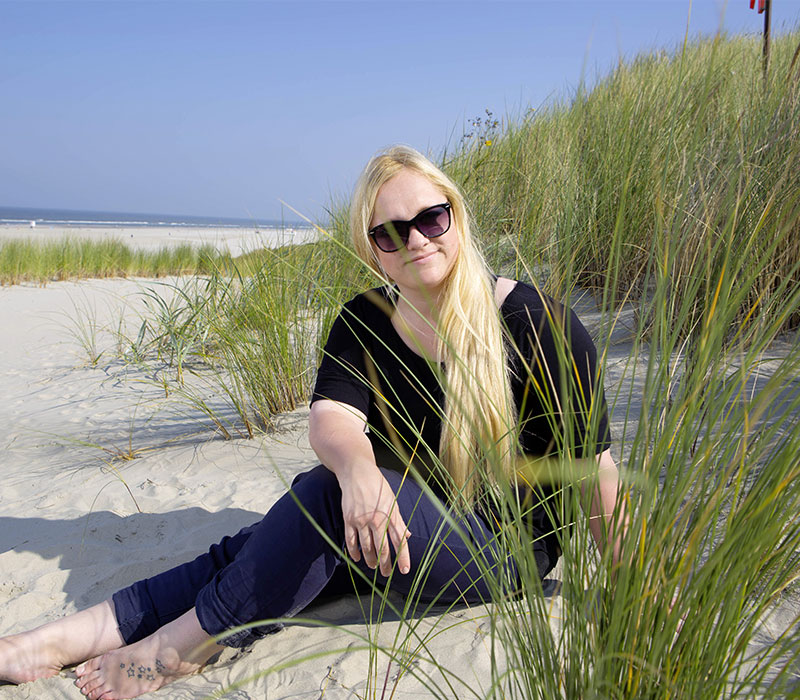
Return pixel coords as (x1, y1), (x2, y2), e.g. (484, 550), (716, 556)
(109, 240), (363, 434)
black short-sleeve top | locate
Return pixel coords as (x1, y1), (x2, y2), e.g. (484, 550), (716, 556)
(311, 281), (610, 466)
(311, 281), (611, 576)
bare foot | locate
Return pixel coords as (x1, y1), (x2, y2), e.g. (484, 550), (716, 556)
(0, 629), (66, 684)
(74, 609), (223, 700)
(0, 601), (123, 685)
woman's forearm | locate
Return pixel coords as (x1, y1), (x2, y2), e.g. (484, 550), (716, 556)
(579, 449), (628, 569)
(308, 399), (412, 575)
(308, 400), (377, 478)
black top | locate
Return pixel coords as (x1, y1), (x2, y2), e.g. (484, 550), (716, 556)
(311, 280), (611, 575)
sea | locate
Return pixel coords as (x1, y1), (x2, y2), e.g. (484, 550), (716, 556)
(0, 205), (309, 231)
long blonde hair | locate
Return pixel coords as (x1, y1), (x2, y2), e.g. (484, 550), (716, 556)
(350, 145), (517, 503)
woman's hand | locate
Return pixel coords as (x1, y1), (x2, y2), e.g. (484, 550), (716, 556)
(338, 464), (411, 577)
(308, 399), (412, 577)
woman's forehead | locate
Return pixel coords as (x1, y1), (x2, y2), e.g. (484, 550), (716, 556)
(371, 170), (447, 225)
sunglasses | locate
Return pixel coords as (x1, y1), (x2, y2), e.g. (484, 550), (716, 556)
(368, 202), (452, 253)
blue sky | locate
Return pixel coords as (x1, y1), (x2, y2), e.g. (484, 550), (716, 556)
(2, 0), (799, 223)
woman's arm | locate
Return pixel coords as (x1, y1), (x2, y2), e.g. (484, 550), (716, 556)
(579, 449), (627, 571)
(519, 449), (627, 571)
(308, 399), (411, 577)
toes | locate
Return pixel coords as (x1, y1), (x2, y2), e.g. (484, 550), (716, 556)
(74, 668), (95, 689)
(75, 656), (101, 677)
(84, 680), (111, 700)
(91, 687), (115, 700)
(74, 670), (104, 695)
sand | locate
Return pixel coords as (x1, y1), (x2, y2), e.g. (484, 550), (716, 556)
(0, 276), (567, 699)
(0, 223), (318, 256)
(0, 269), (796, 698)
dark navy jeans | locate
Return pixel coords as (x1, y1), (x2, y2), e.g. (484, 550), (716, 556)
(112, 465), (521, 648)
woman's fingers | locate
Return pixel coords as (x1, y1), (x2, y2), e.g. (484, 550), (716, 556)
(372, 512), (411, 577)
(339, 468), (413, 576)
(345, 524), (361, 563)
(389, 516), (412, 575)
(374, 525), (392, 577)
(355, 512), (411, 577)
(359, 525), (377, 569)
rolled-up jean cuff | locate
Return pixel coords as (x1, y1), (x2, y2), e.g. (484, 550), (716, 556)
(112, 582), (164, 645)
(194, 581), (281, 648)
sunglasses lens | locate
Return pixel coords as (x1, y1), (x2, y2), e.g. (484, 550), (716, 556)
(372, 222), (407, 252)
(415, 205), (450, 238)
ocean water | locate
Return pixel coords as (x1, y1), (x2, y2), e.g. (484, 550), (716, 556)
(0, 205), (307, 230)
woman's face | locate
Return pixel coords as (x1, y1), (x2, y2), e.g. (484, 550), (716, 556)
(369, 169), (460, 296)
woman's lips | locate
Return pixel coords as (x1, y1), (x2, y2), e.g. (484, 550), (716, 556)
(407, 250), (436, 264)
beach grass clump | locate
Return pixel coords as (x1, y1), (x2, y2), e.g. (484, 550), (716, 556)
(111, 238), (363, 434)
(0, 237), (232, 285)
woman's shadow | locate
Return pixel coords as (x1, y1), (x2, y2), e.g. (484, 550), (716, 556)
(0, 508), (262, 612)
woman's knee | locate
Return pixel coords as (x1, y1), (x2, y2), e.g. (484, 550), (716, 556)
(290, 464), (341, 497)
(286, 465), (344, 527)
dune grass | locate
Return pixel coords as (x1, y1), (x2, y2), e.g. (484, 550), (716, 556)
(446, 30), (800, 342)
(64, 28), (800, 699)
(0, 236), (232, 285)
(106, 239), (363, 434)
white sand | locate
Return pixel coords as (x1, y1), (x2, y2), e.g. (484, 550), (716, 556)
(0, 278), (566, 699)
(0, 223), (318, 256)
(0, 276), (796, 698)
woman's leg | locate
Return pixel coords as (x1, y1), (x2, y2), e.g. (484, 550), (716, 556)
(0, 467), (335, 691)
(87, 464), (510, 654)
(193, 465), (516, 647)
(0, 600), (123, 684)
(106, 467), (510, 700)
(73, 462), (511, 698)
(0, 509), (263, 688)
(8, 465), (514, 698)
(74, 608), (222, 700)
(66, 466), (351, 699)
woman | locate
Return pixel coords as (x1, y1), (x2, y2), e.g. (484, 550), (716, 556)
(0, 146), (623, 700)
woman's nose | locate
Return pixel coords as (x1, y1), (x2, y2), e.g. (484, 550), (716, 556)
(405, 226), (428, 249)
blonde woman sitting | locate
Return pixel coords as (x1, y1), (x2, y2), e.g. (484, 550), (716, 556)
(0, 145), (622, 700)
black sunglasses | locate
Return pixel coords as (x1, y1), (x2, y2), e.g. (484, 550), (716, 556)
(368, 202), (452, 253)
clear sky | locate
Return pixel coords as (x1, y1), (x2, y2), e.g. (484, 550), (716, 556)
(2, 0), (799, 223)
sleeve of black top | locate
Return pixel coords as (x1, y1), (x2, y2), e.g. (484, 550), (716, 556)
(508, 285), (611, 458)
(310, 296), (372, 418)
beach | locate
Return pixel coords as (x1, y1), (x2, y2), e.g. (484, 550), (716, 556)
(0, 223), (318, 257)
(0, 275), (566, 699)
(1, 269), (797, 698)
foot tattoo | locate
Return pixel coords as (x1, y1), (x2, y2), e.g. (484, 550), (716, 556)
(118, 661), (158, 682)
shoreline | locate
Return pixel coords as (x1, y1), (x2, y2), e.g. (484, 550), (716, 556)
(0, 223), (318, 257)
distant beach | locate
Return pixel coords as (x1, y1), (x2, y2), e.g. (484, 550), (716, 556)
(0, 206), (318, 256)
